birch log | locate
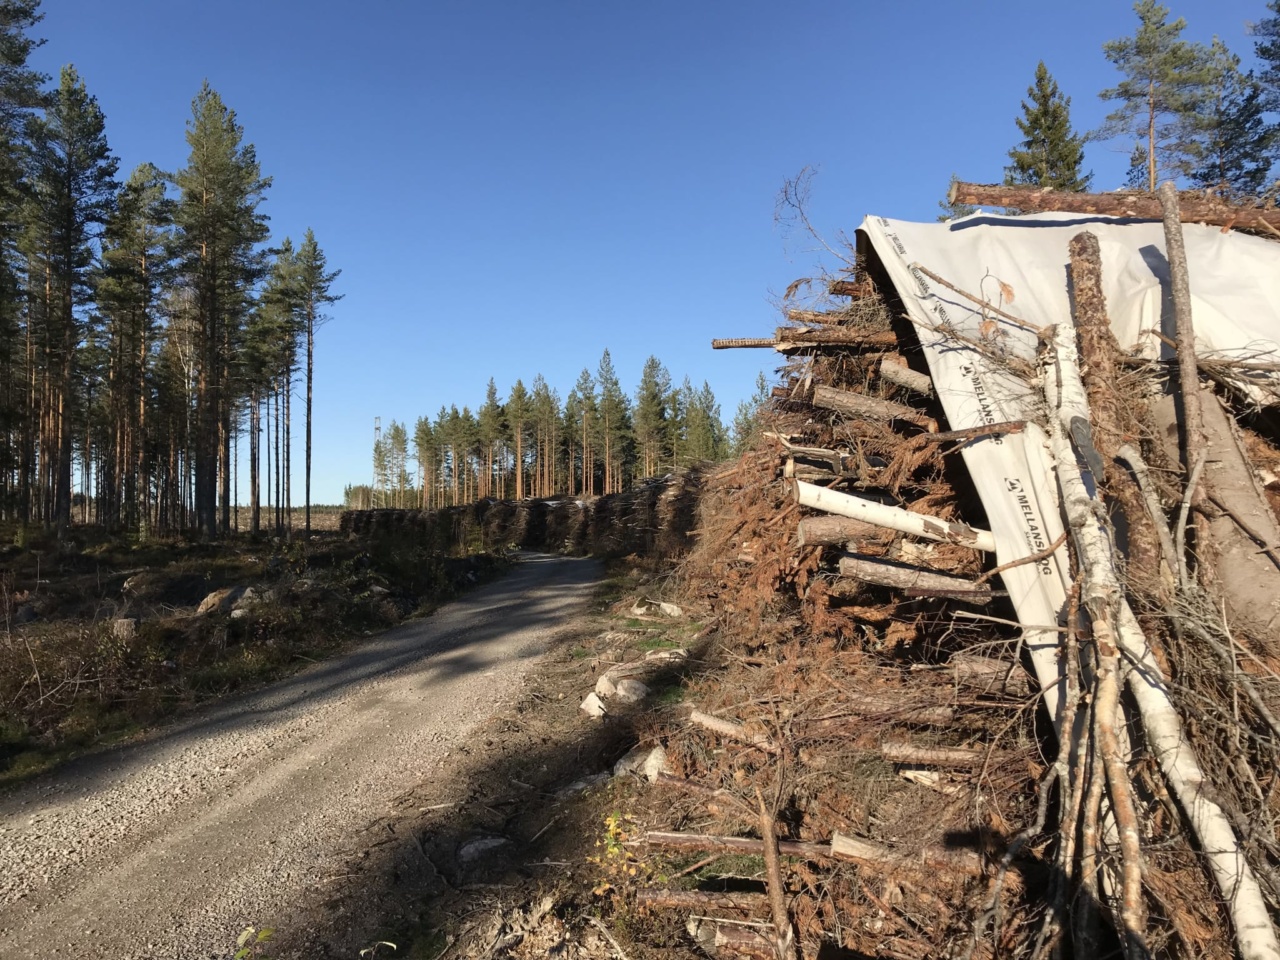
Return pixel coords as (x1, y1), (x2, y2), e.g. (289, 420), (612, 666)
(879, 355), (934, 396)
(795, 480), (996, 552)
(1046, 310), (1280, 960)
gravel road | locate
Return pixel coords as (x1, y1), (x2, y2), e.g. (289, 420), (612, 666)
(0, 553), (601, 960)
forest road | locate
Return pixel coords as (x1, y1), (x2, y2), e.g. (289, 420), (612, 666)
(0, 553), (602, 960)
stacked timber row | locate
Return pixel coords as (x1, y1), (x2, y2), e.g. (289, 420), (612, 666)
(650, 184), (1280, 959)
(339, 468), (702, 559)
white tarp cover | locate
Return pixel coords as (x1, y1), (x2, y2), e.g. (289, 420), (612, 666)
(856, 212), (1280, 725)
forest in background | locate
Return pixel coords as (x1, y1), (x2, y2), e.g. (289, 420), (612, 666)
(346, 354), (767, 510)
(361, 0), (1280, 512)
(0, 1), (340, 540)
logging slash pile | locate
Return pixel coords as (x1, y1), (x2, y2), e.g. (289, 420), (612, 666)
(637, 184), (1280, 960)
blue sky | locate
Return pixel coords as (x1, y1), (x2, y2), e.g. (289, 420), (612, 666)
(29, 0), (1269, 503)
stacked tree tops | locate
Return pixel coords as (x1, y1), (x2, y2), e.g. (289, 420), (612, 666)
(693, 187), (1280, 959)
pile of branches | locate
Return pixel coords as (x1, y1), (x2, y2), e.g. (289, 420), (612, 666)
(639, 184), (1280, 959)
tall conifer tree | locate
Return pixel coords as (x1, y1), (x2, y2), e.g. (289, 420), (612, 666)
(1005, 62), (1091, 191)
(1099, 1), (1215, 189)
(1188, 38), (1276, 197)
(25, 65), (118, 526)
(172, 82), (270, 537)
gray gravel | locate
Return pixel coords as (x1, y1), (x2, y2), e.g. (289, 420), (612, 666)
(0, 553), (601, 959)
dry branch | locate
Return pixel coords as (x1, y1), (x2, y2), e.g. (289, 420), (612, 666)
(645, 831), (831, 860)
(636, 890), (771, 914)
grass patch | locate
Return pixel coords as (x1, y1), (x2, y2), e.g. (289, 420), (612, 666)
(634, 635), (680, 652)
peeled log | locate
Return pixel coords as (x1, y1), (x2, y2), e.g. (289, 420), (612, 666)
(949, 181), (1280, 232)
(879, 355), (934, 396)
(880, 740), (984, 767)
(831, 831), (988, 878)
(838, 554), (992, 602)
(795, 515), (880, 548)
(812, 383), (937, 431)
(795, 480), (996, 552)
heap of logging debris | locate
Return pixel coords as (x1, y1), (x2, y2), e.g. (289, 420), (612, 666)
(643, 182), (1280, 960)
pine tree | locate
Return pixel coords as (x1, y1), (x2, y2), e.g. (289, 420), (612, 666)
(97, 162), (173, 533)
(293, 228), (339, 533)
(24, 65), (118, 527)
(172, 82), (270, 537)
(1098, 1), (1215, 190)
(595, 350), (631, 494)
(1188, 38), (1276, 197)
(477, 379), (503, 499)
(0, 1), (47, 520)
(529, 375), (559, 497)
(634, 356), (671, 478)
(412, 416), (435, 508)
(1255, 0), (1280, 112)
(506, 380), (530, 500)
(1005, 62), (1091, 191)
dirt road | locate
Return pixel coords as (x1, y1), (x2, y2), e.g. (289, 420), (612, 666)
(0, 553), (602, 960)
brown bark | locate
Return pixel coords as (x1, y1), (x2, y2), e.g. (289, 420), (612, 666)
(837, 554), (992, 601)
(795, 515), (880, 548)
(830, 832), (988, 878)
(949, 181), (1280, 232)
(811, 384), (936, 431)
(1068, 231), (1166, 599)
(786, 308), (845, 325)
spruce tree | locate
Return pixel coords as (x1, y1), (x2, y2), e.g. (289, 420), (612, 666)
(1099, 1), (1215, 190)
(1005, 62), (1091, 191)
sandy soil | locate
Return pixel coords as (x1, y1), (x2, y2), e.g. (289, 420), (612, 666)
(0, 553), (603, 960)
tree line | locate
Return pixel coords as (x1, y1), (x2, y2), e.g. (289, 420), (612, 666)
(345, 353), (769, 510)
(942, 0), (1280, 217)
(0, 1), (340, 539)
